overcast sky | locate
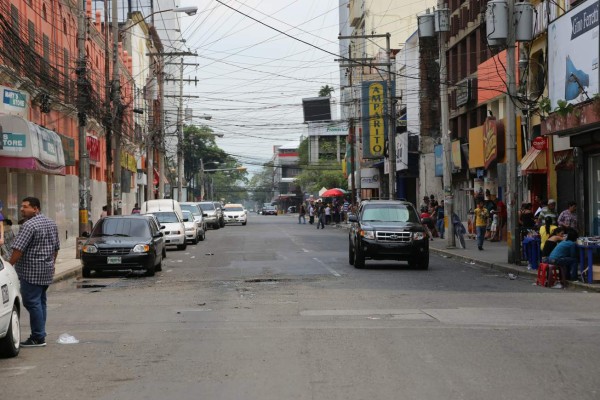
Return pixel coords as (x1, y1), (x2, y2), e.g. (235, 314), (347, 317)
(177, 1), (343, 173)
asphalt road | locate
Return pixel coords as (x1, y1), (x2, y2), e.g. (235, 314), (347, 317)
(3, 214), (600, 399)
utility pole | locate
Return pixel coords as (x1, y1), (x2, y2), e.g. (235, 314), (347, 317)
(348, 60), (357, 206)
(111, 0), (122, 215)
(339, 34), (391, 202)
(76, 0), (90, 236)
(177, 57), (184, 201)
(146, 70), (154, 201)
(506, 0), (519, 263)
(385, 33), (396, 200)
(162, 54), (197, 200)
(104, 0), (113, 215)
(436, 4), (454, 247)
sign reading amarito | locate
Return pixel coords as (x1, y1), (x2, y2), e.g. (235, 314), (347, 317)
(361, 81), (388, 159)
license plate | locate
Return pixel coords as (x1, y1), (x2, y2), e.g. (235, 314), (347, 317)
(107, 256), (121, 264)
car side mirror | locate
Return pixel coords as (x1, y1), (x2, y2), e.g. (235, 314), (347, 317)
(82, 231), (90, 238)
(183, 217), (189, 222)
(203, 213), (208, 217)
(153, 232), (163, 238)
(160, 225), (166, 230)
(348, 214), (357, 222)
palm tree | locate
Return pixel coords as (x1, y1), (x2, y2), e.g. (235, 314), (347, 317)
(318, 85), (335, 97)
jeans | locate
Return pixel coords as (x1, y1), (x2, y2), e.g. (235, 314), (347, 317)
(436, 218), (444, 238)
(476, 226), (486, 248)
(317, 216), (325, 229)
(20, 279), (49, 340)
(298, 215), (306, 224)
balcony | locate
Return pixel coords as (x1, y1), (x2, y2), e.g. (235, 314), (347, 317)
(541, 99), (600, 136)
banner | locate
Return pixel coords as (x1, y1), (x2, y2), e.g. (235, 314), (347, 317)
(361, 81), (388, 159)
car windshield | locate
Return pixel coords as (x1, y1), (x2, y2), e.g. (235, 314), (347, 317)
(225, 206), (244, 211)
(361, 204), (420, 223)
(199, 203), (215, 211)
(182, 211), (192, 221)
(181, 205), (200, 216)
(153, 212), (180, 223)
(91, 218), (150, 238)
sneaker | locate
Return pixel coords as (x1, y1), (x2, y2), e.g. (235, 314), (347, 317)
(21, 337), (46, 347)
(552, 283), (563, 289)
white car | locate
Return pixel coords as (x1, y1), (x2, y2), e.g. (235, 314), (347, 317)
(223, 204), (248, 225)
(182, 210), (204, 244)
(147, 211), (187, 250)
(0, 256), (21, 357)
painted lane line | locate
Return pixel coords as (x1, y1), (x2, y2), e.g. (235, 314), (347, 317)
(302, 248), (310, 253)
(313, 257), (341, 277)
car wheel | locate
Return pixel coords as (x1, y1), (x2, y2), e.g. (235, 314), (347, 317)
(162, 247), (167, 258)
(242, 222), (247, 226)
(213, 223), (220, 230)
(199, 231), (206, 241)
(354, 244), (365, 269)
(82, 266), (92, 278)
(417, 253), (430, 270)
(220, 220), (225, 228)
(0, 305), (20, 358)
(348, 242), (355, 265)
(191, 234), (198, 245)
(177, 242), (187, 250)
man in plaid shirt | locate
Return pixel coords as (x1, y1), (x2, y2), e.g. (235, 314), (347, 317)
(557, 201), (578, 232)
(9, 197), (60, 347)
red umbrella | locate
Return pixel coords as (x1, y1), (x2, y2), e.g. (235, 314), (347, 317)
(321, 188), (346, 197)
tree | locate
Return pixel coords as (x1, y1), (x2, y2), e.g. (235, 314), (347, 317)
(318, 85), (335, 97)
(248, 162), (275, 206)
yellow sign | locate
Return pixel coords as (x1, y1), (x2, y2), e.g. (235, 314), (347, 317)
(368, 83), (385, 157)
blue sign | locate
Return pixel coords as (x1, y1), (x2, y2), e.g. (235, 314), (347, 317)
(434, 144), (443, 177)
(3, 89), (26, 108)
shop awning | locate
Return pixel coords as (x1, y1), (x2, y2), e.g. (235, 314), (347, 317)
(153, 168), (169, 185)
(0, 115), (65, 175)
(520, 147), (547, 174)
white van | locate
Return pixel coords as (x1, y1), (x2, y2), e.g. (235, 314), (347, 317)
(140, 199), (184, 221)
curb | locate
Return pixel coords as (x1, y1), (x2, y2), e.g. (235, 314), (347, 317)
(430, 247), (600, 293)
(53, 260), (81, 283)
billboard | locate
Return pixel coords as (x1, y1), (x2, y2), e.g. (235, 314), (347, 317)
(548, 0), (599, 108)
(307, 121), (348, 137)
(302, 97), (331, 122)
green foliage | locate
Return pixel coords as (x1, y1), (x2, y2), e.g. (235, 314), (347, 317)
(554, 99), (574, 117)
(294, 161), (347, 194)
(318, 85), (335, 97)
(538, 97), (551, 115)
(247, 163), (275, 205)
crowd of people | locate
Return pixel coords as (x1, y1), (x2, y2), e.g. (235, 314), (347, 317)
(296, 199), (351, 229)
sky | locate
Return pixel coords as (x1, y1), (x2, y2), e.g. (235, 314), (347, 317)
(176, 0), (344, 174)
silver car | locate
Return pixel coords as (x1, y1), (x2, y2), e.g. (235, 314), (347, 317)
(197, 201), (220, 229)
(0, 256), (21, 357)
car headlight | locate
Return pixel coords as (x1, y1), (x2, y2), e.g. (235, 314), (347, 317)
(412, 232), (425, 240)
(185, 227), (195, 232)
(82, 245), (98, 253)
(360, 230), (375, 239)
(132, 244), (150, 253)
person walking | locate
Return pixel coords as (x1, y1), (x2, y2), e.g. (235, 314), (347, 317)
(316, 204), (326, 229)
(308, 203), (315, 225)
(9, 197), (60, 347)
(474, 200), (489, 250)
(298, 204), (306, 224)
(557, 201), (578, 232)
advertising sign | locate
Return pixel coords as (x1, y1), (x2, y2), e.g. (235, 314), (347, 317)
(434, 144), (443, 177)
(361, 81), (388, 159)
(548, 0), (599, 108)
(532, 136), (548, 150)
(307, 121), (348, 137)
(360, 168), (380, 189)
(397, 132), (409, 171)
(452, 140), (462, 170)
(0, 86), (28, 117)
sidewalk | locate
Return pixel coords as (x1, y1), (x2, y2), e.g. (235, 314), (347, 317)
(335, 222), (600, 293)
(53, 237), (82, 283)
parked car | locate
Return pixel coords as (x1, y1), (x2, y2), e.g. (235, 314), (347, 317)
(0, 255), (21, 358)
(348, 200), (429, 269)
(81, 215), (166, 277)
(140, 199), (184, 222)
(147, 211), (187, 250)
(287, 206), (297, 213)
(223, 203), (248, 225)
(213, 202), (226, 227)
(182, 210), (204, 243)
(197, 201), (220, 229)
(263, 205), (277, 215)
(180, 202), (207, 234)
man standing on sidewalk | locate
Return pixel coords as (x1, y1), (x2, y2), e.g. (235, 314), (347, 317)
(474, 200), (489, 251)
(9, 197), (60, 347)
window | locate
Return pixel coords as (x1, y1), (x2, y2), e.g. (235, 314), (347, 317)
(362, 204), (420, 223)
(10, 5), (19, 32)
(28, 20), (35, 48)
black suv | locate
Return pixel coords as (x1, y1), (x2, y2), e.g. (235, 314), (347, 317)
(348, 200), (429, 269)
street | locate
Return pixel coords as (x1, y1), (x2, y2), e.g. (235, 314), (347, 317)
(2, 214), (600, 400)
